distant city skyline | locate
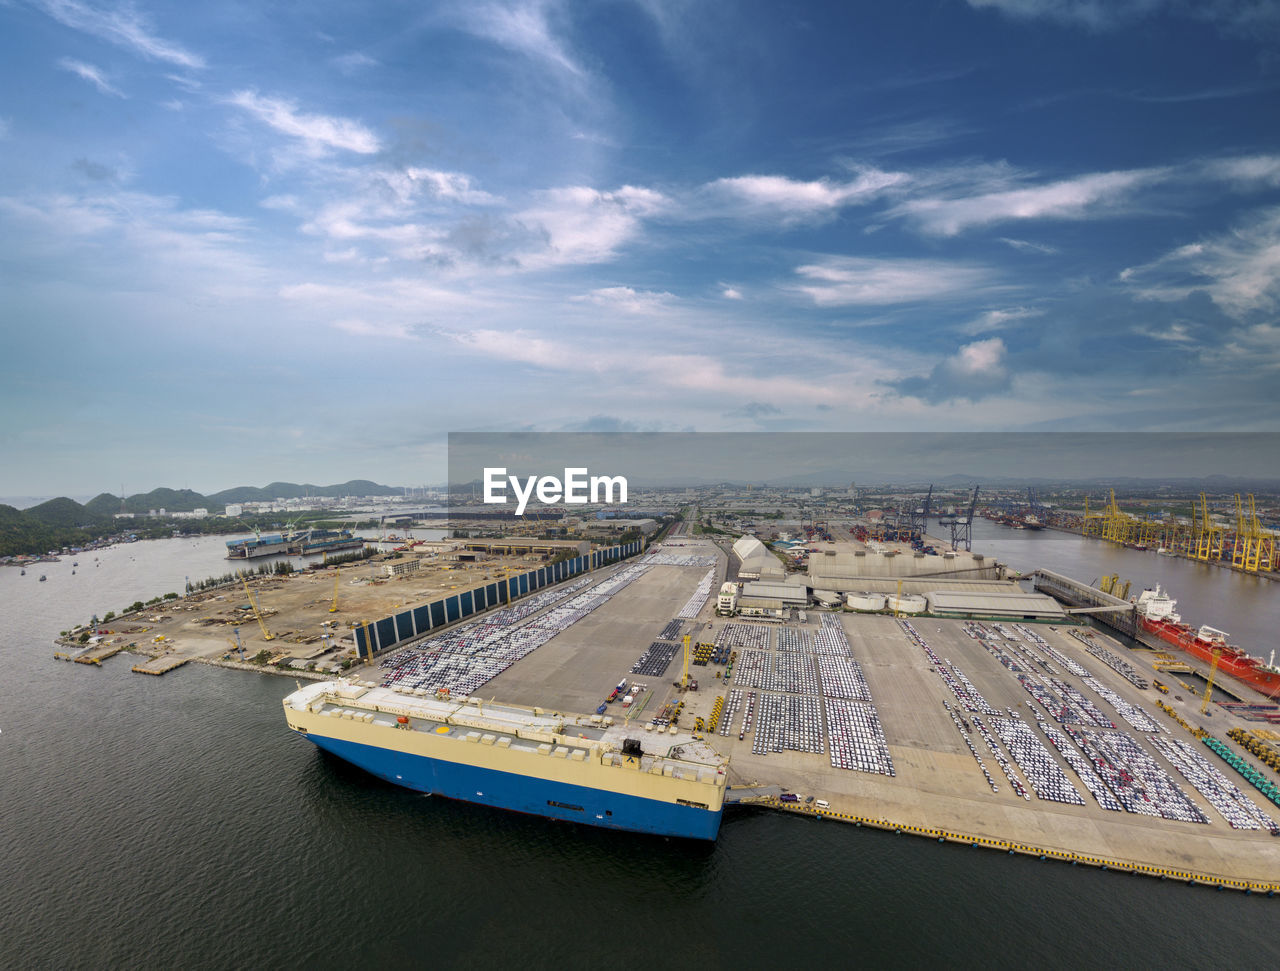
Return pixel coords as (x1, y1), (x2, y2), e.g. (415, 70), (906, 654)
(3, 2), (1279, 495)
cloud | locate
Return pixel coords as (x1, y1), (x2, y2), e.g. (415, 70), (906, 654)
(455, 1), (584, 78)
(559, 415), (644, 432)
(701, 169), (907, 220)
(1120, 207), (1280, 317)
(890, 337), (1012, 403)
(441, 327), (572, 369)
(725, 401), (782, 420)
(515, 185), (668, 268)
(895, 168), (1165, 236)
(572, 286), (674, 314)
(72, 157), (119, 182)
(793, 256), (995, 306)
(959, 306), (1043, 335)
(332, 51), (379, 74)
(966, 0), (1280, 32)
(333, 318), (418, 340)
(228, 91), (381, 155)
(56, 57), (125, 97)
(721, 286), (743, 300)
(1201, 154), (1280, 189)
(399, 168), (501, 206)
(0, 118), (9, 139)
(36, 0), (204, 69)
(1139, 322), (1197, 343)
(997, 237), (1059, 254)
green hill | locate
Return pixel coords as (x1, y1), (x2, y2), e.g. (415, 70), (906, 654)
(83, 492), (124, 518)
(25, 496), (103, 528)
(0, 503), (90, 555)
(207, 479), (396, 504)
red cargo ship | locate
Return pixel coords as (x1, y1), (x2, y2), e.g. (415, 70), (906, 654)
(1135, 585), (1280, 700)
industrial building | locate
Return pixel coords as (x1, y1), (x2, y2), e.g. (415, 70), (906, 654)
(461, 538), (591, 559)
(731, 534), (785, 581)
(737, 577), (811, 617)
(717, 582), (738, 614)
(924, 590), (1065, 620)
(807, 544), (1002, 592)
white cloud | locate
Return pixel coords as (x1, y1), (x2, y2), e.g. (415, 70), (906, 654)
(793, 256), (995, 306)
(37, 0), (204, 69)
(572, 286), (675, 314)
(1140, 322), (1197, 343)
(721, 286), (743, 300)
(891, 336), (1012, 403)
(332, 52), (379, 74)
(997, 237), (1059, 254)
(515, 185), (668, 268)
(439, 326), (872, 408)
(952, 337), (1007, 375)
(959, 306), (1043, 335)
(333, 318), (418, 340)
(456, 1), (584, 77)
(702, 169), (907, 220)
(0, 118), (11, 140)
(400, 168), (501, 206)
(1120, 207), (1280, 317)
(1201, 154), (1280, 189)
(896, 168), (1164, 236)
(443, 327), (574, 369)
(967, 0), (1280, 32)
(56, 57), (125, 97)
(228, 91), (381, 155)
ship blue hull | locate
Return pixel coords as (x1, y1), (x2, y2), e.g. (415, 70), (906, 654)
(301, 732), (722, 840)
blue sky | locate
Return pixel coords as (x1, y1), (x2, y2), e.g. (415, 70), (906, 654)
(3, 0), (1280, 495)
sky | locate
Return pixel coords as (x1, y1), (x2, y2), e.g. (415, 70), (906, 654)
(3, 0), (1280, 496)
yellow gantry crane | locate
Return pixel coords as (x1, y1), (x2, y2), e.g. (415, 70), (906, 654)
(330, 566), (341, 612)
(1232, 495), (1248, 569)
(680, 634), (692, 689)
(241, 578), (274, 641)
(1201, 647), (1223, 714)
(1193, 492), (1223, 562)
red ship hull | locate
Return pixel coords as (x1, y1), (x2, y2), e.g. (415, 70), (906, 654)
(1139, 616), (1280, 699)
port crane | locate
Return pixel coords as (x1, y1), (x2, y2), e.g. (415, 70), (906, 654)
(1201, 647), (1223, 714)
(241, 578), (274, 641)
(907, 484), (933, 539)
(938, 485), (979, 551)
(330, 566), (341, 612)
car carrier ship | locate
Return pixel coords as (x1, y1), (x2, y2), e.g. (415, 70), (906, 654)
(1136, 585), (1280, 699)
(283, 680), (729, 839)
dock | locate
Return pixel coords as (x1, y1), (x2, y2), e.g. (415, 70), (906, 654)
(131, 654), (193, 676)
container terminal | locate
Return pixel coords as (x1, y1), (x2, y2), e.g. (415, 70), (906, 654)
(60, 521), (1280, 890)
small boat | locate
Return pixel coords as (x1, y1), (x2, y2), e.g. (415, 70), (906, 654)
(39, 575), (47, 581)
(20, 569), (25, 575)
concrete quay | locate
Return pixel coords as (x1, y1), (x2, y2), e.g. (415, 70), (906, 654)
(356, 539), (1280, 891)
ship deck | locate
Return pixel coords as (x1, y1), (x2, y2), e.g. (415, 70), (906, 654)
(288, 681), (726, 774)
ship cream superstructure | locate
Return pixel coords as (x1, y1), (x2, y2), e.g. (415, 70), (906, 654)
(284, 680), (729, 838)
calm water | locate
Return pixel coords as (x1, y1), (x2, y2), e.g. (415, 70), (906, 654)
(2, 534), (1278, 969)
